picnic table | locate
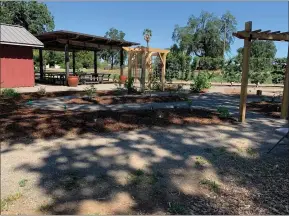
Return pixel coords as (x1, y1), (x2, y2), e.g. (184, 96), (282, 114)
(38, 72), (111, 85)
(79, 73), (111, 84)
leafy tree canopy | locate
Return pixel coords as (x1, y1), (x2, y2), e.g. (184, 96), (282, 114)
(236, 41), (277, 85)
(237, 40), (277, 60)
(0, 1), (54, 35)
(100, 28), (126, 69)
(172, 11), (237, 58)
(166, 44), (192, 81)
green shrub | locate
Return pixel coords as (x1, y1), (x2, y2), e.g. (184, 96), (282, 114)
(217, 107), (230, 118)
(84, 85), (97, 99)
(1, 89), (20, 98)
(37, 86), (46, 96)
(125, 77), (136, 93)
(190, 72), (211, 93)
(223, 58), (242, 84)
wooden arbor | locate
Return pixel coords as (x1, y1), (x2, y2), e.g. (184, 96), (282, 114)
(123, 46), (170, 92)
(233, 21), (289, 122)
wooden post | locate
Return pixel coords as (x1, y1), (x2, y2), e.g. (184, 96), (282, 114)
(39, 48), (44, 81)
(72, 50), (76, 75)
(239, 21), (252, 123)
(94, 50), (97, 74)
(161, 53), (167, 91)
(120, 48), (124, 77)
(281, 43), (289, 119)
(140, 51), (146, 93)
(65, 44), (69, 85)
(128, 52), (132, 80)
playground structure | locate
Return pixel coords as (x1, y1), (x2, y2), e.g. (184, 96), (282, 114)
(233, 21), (289, 122)
(123, 46), (169, 92)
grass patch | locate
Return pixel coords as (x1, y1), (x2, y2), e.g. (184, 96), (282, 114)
(168, 202), (188, 214)
(1, 192), (22, 211)
(38, 203), (52, 213)
(18, 179), (28, 187)
(195, 156), (208, 167)
(246, 147), (258, 156)
(128, 170), (159, 186)
(199, 179), (220, 193)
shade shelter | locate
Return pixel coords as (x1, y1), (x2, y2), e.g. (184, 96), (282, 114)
(36, 30), (139, 85)
(123, 46), (170, 92)
(233, 21), (289, 122)
(0, 24), (44, 88)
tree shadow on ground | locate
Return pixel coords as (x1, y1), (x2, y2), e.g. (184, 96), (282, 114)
(13, 121), (289, 215)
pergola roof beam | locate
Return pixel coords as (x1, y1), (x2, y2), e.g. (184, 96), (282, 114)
(233, 31), (289, 41)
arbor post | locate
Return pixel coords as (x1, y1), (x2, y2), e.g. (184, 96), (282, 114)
(281, 43), (289, 119)
(239, 21), (252, 123)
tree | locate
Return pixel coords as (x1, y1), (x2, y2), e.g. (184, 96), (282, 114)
(100, 28), (126, 69)
(143, 29), (152, 48)
(236, 41), (277, 60)
(166, 44), (192, 81)
(237, 41), (277, 85)
(223, 58), (242, 85)
(0, 1), (54, 35)
(271, 58), (287, 84)
(172, 11), (237, 58)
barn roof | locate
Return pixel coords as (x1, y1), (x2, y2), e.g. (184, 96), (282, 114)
(0, 24), (44, 48)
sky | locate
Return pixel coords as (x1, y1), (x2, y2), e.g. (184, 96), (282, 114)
(46, 1), (289, 58)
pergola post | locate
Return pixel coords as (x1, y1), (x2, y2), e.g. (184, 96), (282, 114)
(140, 50), (146, 93)
(65, 44), (69, 85)
(120, 48), (124, 77)
(72, 50), (76, 75)
(94, 50), (97, 74)
(39, 48), (44, 81)
(161, 53), (167, 91)
(239, 21), (252, 123)
(128, 52), (132, 80)
(281, 43), (289, 119)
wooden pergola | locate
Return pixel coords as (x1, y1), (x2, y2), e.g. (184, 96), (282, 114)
(233, 21), (289, 122)
(123, 46), (170, 92)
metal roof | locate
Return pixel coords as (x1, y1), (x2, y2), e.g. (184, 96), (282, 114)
(36, 30), (139, 51)
(0, 24), (44, 48)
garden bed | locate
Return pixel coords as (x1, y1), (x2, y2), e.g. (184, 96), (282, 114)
(247, 101), (281, 118)
(66, 95), (187, 105)
(0, 106), (236, 141)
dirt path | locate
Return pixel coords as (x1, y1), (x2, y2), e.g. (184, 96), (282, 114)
(1, 115), (288, 215)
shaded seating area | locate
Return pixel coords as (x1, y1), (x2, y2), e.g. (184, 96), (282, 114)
(35, 30), (139, 86)
(37, 72), (112, 85)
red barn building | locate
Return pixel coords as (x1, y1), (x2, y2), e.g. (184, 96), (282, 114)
(0, 24), (43, 88)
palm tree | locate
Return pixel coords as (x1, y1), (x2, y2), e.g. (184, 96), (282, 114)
(143, 29), (152, 48)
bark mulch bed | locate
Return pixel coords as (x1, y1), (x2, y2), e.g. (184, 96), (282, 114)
(0, 104), (236, 142)
(66, 95), (187, 105)
(247, 101), (281, 118)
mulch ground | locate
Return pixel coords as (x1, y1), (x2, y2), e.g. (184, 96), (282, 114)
(247, 101), (281, 118)
(0, 100), (236, 142)
(66, 95), (187, 105)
